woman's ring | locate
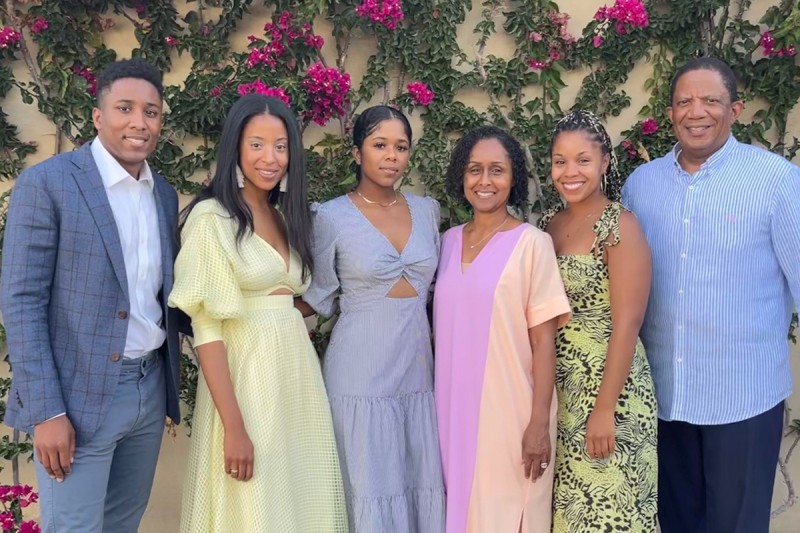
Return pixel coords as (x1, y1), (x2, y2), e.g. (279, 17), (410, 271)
(230, 469), (239, 475)
(540, 462), (548, 469)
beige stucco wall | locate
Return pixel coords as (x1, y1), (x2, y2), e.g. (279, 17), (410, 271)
(1, 1), (799, 531)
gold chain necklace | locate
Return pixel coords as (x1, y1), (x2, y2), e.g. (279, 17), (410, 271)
(467, 215), (509, 249)
(356, 189), (399, 207)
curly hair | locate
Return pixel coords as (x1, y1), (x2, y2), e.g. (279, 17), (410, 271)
(445, 126), (529, 210)
(549, 110), (622, 202)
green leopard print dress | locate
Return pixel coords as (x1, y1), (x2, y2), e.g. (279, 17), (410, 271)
(540, 202), (658, 532)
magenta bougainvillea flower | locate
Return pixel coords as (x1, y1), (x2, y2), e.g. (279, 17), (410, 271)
(641, 118), (658, 135)
(236, 80), (291, 105)
(31, 17), (49, 34)
(302, 62), (351, 125)
(760, 31), (797, 57)
(407, 81), (435, 106)
(356, 0), (404, 30)
(594, 0), (649, 36)
(0, 26), (21, 49)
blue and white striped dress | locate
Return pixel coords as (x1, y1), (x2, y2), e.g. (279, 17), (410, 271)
(305, 193), (446, 533)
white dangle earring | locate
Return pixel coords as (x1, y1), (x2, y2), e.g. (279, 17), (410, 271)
(279, 174), (288, 193)
(236, 165), (245, 189)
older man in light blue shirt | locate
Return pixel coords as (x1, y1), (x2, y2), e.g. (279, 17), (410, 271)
(623, 57), (800, 533)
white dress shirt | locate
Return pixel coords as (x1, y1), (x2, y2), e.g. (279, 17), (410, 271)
(91, 138), (166, 358)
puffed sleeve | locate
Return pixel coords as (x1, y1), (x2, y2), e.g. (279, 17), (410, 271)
(525, 229), (572, 329)
(303, 202), (340, 317)
(168, 203), (244, 346)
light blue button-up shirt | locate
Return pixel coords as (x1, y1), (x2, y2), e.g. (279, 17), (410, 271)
(622, 135), (800, 425)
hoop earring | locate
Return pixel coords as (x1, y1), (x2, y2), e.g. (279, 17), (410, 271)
(236, 166), (245, 189)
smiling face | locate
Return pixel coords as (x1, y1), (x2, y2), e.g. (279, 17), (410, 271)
(668, 68), (743, 168)
(353, 118), (410, 188)
(550, 130), (609, 205)
(238, 113), (289, 194)
(92, 77), (163, 178)
(463, 138), (513, 214)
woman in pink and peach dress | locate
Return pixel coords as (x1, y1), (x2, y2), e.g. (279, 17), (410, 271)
(433, 126), (571, 533)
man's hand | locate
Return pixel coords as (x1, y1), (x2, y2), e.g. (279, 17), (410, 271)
(34, 415), (75, 482)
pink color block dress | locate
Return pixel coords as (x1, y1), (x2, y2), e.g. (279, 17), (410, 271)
(433, 223), (571, 533)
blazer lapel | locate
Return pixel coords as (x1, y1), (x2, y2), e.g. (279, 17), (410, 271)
(152, 177), (174, 293)
(70, 143), (129, 299)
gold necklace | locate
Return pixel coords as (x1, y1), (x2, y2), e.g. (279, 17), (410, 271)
(467, 215), (509, 249)
(356, 189), (399, 207)
(564, 206), (606, 239)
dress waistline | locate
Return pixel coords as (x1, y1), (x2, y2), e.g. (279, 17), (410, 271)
(242, 293), (295, 310)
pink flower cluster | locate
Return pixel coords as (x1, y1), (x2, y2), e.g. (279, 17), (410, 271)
(760, 32), (796, 57)
(547, 11), (576, 45)
(355, 0), (404, 31)
(31, 17), (49, 34)
(0, 26), (21, 49)
(407, 81), (434, 106)
(621, 140), (637, 159)
(165, 35), (179, 47)
(0, 485), (40, 532)
(641, 117), (658, 135)
(302, 62), (351, 125)
(71, 64), (97, 96)
(526, 11), (575, 71)
(236, 80), (291, 105)
(248, 12), (324, 70)
(594, 0), (649, 36)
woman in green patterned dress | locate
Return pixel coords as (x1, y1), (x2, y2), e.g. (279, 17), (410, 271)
(540, 110), (658, 532)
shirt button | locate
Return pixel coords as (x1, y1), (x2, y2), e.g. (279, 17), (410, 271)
(117, 310), (128, 319)
(678, 325), (683, 330)
(683, 218), (689, 224)
(678, 289), (684, 295)
(677, 358), (683, 363)
(681, 253), (687, 259)
(110, 353), (122, 362)
(688, 185), (695, 190)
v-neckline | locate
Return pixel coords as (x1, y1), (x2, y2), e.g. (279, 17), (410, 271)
(253, 232), (291, 273)
(346, 192), (414, 255)
(458, 223), (522, 274)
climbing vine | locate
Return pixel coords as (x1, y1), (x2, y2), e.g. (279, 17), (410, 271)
(1, 0), (799, 520)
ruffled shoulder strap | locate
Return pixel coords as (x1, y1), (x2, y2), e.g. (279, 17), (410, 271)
(591, 201), (624, 257)
(537, 207), (562, 231)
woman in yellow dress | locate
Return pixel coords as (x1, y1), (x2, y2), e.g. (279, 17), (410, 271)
(169, 94), (347, 532)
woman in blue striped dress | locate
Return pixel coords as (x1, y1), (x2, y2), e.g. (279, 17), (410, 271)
(302, 106), (445, 532)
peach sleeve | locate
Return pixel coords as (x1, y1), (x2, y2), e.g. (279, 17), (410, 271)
(524, 230), (572, 329)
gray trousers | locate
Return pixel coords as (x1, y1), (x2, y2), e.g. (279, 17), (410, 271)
(35, 351), (166, 533)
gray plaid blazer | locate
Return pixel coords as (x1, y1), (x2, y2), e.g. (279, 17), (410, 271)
(1, 142), (183, 445)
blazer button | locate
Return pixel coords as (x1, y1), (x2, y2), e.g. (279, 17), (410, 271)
(110, 353), (122, 362)
(117, 310), (128, 319)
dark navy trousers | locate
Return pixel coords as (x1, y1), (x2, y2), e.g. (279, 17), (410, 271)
(657, 401), (784, 533)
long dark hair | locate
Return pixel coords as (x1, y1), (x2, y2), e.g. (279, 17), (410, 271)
(181, 94), (313, 280)
(352, 105), (412, 181)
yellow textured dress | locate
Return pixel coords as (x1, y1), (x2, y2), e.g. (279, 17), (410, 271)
(169, 199), (347, 533)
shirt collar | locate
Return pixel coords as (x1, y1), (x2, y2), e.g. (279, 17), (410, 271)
(670, 134), (738, 173)
(90, 137), (154, 190)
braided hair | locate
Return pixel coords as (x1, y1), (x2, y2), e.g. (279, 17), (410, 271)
(549, 110), (622, 202)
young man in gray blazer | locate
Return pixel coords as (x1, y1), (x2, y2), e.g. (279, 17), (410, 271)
(1, 58), (182, 532)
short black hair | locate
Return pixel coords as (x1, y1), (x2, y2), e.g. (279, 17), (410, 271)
(96, 58), (163, 105)
(670, 57), (739, 104)
(445, 126), (529, 210)
(352, 105), (412, 181)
